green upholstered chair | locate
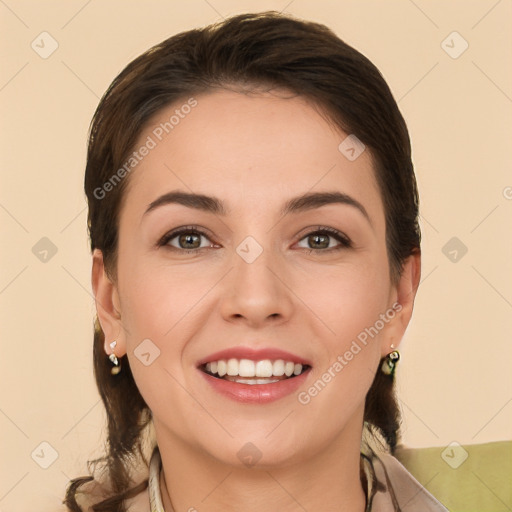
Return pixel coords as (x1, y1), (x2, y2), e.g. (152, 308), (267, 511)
(394, 441), (512, 512)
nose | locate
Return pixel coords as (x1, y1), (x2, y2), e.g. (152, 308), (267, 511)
(219, 240), (294, 328)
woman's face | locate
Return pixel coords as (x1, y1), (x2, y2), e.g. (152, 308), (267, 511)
(93, 89), (418, 468)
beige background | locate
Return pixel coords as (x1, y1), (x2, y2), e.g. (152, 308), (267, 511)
(1, 0), (511, 510)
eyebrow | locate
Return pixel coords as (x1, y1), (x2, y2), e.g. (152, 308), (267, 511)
(143, 190), (371, 223)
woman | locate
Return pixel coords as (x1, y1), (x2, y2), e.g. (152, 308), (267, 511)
(64, 11), (448, 511)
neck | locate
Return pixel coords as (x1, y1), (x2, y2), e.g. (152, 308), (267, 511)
(155, 419), (367, 512)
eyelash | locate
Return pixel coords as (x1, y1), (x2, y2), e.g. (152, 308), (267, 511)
(157, 225), (352, 255)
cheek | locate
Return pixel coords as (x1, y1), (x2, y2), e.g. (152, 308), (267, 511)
(117, 261), (202, 427)
(117, 250), (206, 339)
(306, 255), (392, 343)
(116, 254), (217, 406)
(299, 256), (391, 405)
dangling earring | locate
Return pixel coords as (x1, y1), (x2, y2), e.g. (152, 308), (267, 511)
(109, 340), (121, 375)
(381, 350), (400, 377)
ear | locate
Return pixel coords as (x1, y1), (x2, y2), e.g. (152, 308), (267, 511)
(91, 249), (127, 358)
(381, 250), (421, 357)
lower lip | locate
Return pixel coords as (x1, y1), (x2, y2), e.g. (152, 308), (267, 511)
(198, 368), (311, 404)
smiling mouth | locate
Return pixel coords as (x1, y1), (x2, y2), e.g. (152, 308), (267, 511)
(199, 359), (311, 385)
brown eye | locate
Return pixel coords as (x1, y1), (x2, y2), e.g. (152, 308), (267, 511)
(297, 227), (352, 252)
(159, 226), (215, 253)
(307, 233), (329, 249)
(176, 232), (202, 250)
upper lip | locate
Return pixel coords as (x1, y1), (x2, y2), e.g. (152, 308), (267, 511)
(197, 347), (312, 367)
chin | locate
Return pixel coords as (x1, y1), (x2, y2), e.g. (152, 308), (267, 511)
(202, 434), (307, 470)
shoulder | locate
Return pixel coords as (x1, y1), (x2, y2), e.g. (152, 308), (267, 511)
(373, 452), (449, 512)
(80, 477), (150, 512)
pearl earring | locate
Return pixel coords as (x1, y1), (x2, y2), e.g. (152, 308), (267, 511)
(381, 350), (400, 376)
(109, 340), (121, 375)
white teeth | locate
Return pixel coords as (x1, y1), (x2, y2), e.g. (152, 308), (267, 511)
(224, 376), (281, 385)
(255, 360), (273, 377)
(217, 360), (227, 377)
(227, 358), (239, 376)
(202, 358), (305, 378)
(238, 359), (255, 377)
(272, 360), (285, 376)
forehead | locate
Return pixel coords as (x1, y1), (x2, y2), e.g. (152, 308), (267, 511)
(121, 89), (384, 226)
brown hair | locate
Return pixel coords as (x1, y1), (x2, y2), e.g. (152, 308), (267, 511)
(64, 10), (420, 511)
